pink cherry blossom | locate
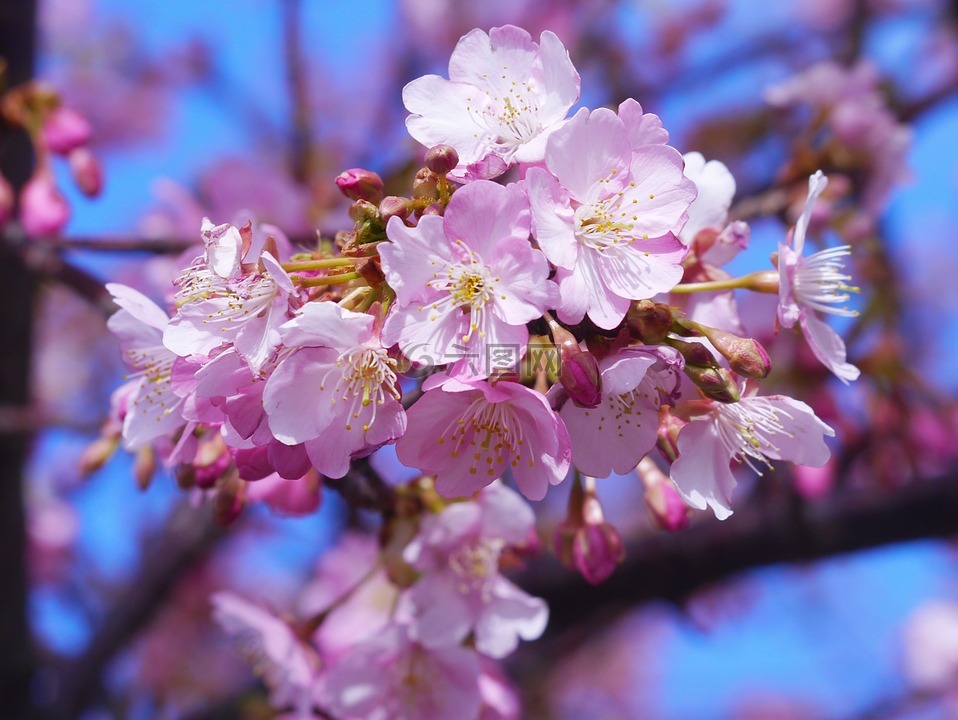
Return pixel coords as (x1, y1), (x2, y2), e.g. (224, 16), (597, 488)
(670, 390), (835, 519)
(323, 624), (483, 720)
(403, 25), (580, 179)
(263, 302), (406, 479)
(396, 375), (570, 500)
(902, 601), (958, 691)
(778, 171), (861, 383)
(380, 180), (556, 376)
(402, 482), (548, 657)
(164, 219), (297, 372)
(211, 591), (319, 718)
(41, 105), (92, 155)
(244, 471), (322, 517)
(527, 106), (695, 329)
(106, 283), (186, 450)
(557, 345), (682, 478)
(19, 171), (70, 237)
(678, 152), (737, 249)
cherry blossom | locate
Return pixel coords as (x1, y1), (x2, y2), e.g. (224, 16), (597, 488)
(670, 389), (835, 519)
(778, 171), (861, 383)
(106, 283), (185, 449)
(403, 482), (548, 657)
(396, 374), (570, 500)
(380, 180), (556, 376)
(557, 345), (682, 478)
(263, 302), (406, 479)
(211, 592), (319, 718)
(164, 218), (297, 372)
(323, 624), (483, 720)
(526, 106), (695, 329)
(403, 24), (580, 179)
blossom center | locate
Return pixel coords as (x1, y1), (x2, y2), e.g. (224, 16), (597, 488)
(793, 245), (859, 318)
(323, 348), (400, 431)
(449, 539), (502, 599)
(574, 199), (635, 254)
(440, 397), (527, 479)
(714, 400), (793, 474)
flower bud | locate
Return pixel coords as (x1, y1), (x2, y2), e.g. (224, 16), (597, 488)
(656, 406), (685, 462)
(19, 172), (69, 236)
(335, 168), (384, 204)
(348, 199), (381, 224)
(41, 106), (92, 155)
(379, 195), (411, 221)
(548, 317), (601, 408)
(424, 145), (459, 176)
(212, 472), (246, 526)
(572, 521), (625, 585)
(133, 446), (156, 491)
(0, 172), (13, 226)
(638, 457), (688, 531)
(627, 300), (675, 344)
(743, 269), (780, 294)
(696, 325), (771, 380)
(420, 202), (444, 216)
(669, 337), (716, 368)
(78, 435), (119, 475)
(68, 147), (103, 197)
(412, 168), (439, 200)
(685, 364), (741, 403)
(554, 476), (624, 585)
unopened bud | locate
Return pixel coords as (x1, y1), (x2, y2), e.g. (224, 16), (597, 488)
(627, 300), (674, 344)
(572, 521), (624, 585)
(212, 472), (246, 526)
(349, 199), (381, 224)
(69, 147), (103, 197)
(335, 168), (384, 204)
(133, 446), (156, 491)
(554, 476), (624, 585)
(0, 172), (13, 226)
(685, 364), (740, 403)
(41, 106), (92, 155)
(638, 457), (688, 531)
(669, 337), (716, 368)
(20, 173), (69, 236)
(413, 168), (439, 200)
(379, 195), (411, 221)
(420, 202), (444, 217)
(656, 406), (685, 462)
(548, 317), (601, 408)
(424, 145), (459, 176)
(697, 326), (771, 380)
(78, 435), (119, 475)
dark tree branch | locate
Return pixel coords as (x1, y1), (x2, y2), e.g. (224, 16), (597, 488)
(48, 502), (225, 720)
(0, 4), (40, 719)
(524, 470), (958, 639)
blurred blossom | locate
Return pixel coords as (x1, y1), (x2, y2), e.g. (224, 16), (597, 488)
(902, 601), (958, 691)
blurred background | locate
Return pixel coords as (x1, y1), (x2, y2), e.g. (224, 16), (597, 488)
(3, 0), (958, 718)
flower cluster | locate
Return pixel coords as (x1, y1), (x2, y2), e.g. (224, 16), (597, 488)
(97, 24), (866, 719)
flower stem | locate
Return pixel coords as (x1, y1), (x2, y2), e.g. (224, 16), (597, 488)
(669, 270), (780, 294)
(292, 271), (363, 287)
(281, 257), (356, 272)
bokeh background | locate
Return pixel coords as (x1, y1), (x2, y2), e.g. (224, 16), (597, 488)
(4, 0), (958, 718)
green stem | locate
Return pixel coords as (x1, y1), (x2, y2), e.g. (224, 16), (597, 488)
(669, 270), (780, 294)
(281, 257), (355, 272)
(293, 271), (363, 287)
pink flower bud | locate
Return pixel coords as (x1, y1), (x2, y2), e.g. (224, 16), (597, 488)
(41, 106), (92, 155)
(0, 172), (13, 226)
(335, 168), (384, 204)
(698, 325), (771, 380)
(627, 299), (675, 344)
(685, 364), (741, 403)
(424, 144), (459, 176)
(19, 173), (70, 236)
(554, 476), (624, 584)
(133, 446), (156, 491)
(572, 521), (625, 585)
(213, 473), (246, 526)
(68, 147), (103, 197)
(548, 315), (601, 408)
(412, 168), (439, 200)
(348, 199), (380, 224)
(638, 458), (689, 531)
(379, 195), (411, 221)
